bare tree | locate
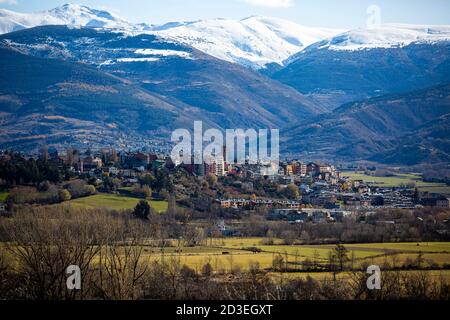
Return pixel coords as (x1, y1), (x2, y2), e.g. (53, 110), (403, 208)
(333, 244), (349, 271)
(94, 218), (149, 300)
(4, 207), (104, 299)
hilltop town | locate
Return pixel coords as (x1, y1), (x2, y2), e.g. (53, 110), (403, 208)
(1, 147), (449, 232)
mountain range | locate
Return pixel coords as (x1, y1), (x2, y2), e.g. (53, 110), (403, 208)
(0, 4), (341, 69)
(0, 3), (150, 34)
(0, 25), (321, 150)
(151, 16), (342, 69)
(273, 26), (450, 109)
(282, 84), (450, 165)
(0, 4), (449, 165)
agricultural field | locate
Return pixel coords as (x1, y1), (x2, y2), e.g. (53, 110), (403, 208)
(130, 240), (450, 274)
(4, 235), (448, 274)
(63, 194), (168, 213)
(2, 236), (450, 283)
(255, 245), (380, 260)
(168, 252), (277, 272)
(341, 172), (450, 195)
(330, 242), (450, 253)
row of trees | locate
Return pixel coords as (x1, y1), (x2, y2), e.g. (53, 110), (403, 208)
(7, 180), (96, 206)
(0, 153), (70, 185)
(235, 207), (450, 244)
(138, 170), (174, 193)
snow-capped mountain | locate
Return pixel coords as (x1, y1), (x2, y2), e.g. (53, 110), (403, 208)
(0, 3), (150, 34)
(0, 5), (343, 69)
(2, 4), (450, 70)
(272, 23), (450, 110)
(312, 24), (450, 51)
(152, 16), (343, 68)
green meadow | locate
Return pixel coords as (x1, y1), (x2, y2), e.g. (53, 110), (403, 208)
(65, 193), (168, 213)
(341, 172), (450, 194)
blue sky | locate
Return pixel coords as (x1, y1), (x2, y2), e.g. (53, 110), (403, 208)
(1, 0), (449, 28)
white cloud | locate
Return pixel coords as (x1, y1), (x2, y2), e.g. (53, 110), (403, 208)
(242, 0), (294, 8)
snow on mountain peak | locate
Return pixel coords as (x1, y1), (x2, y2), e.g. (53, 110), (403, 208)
(316, 24), (450, 51)
(48, 4), (124, 26)
(151, 16), (343, 68)
(0, 4), (343, 68)
(3, 4), (448, 69)
(0, 3), (150, 34)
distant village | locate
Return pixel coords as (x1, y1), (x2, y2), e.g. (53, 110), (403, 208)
(0, 146), (449, 224)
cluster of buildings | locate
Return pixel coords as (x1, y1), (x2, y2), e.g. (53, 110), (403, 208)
(40, 146), (342, 184)
(3, 147), (449, 218)
(38, 147), (170, 180)
(42, 148), (450, 212)
(421, 193), (450, 208)
(267, 208), (351, 224)
(215, 198), (303, 209)
(212, 159), (450, 223)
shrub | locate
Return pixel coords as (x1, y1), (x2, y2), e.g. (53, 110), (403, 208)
(134, 200), (151, 219)
(84, 185), (96, 196)
(133, 185), (152, 199)
(272, 254), (285, 272)
(201, 263), (213, 277)
(66, 180), (88, 198)
(285, 183), (300, 200)
(260, 238), (274, 245)
(58, 189), (71, 202)
(206, 174), (218, 187)
(8, 186), (59, 205)
(37, 181), (51, 192)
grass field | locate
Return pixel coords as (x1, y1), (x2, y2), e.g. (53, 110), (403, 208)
(210, 237), (285, 248)
(172, 252), (277, 272)
(368, 253), (450, 268)
(341, 172), (450, 195)
(332, 242), (450, 253)
(255, 245), (380, 260)
(66, 194), (168, 213)
(2, 238), (450, 281)
(0, 192), (9, 202)
(206, 239), (450, 262)
(211, 238), (393, 260)
(138, 240), (450, 273)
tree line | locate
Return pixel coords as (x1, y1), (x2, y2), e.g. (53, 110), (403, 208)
(0, 153), (66, 185)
